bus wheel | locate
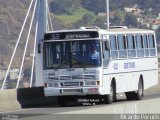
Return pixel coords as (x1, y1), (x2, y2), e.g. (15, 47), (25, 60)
(125, 78), (143, 101)
(103, 82), (116, 104)
(134, 79), (144, 100)
(57, 96), (68, 107)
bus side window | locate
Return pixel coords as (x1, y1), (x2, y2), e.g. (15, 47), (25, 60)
(148, 34), (156, 56)
(103, 40), (110, 67)
(143, 34), (149, 56)
(110, 35), (118, 59)
(127, 34), (136, 58)
(135, 34), (144, 57)
(117, 34), (127, 58)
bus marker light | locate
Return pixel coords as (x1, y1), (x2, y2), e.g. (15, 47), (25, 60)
(44, 83), (47, 88)
(97, 81), (100, 85)
(88, 88), (98, 92)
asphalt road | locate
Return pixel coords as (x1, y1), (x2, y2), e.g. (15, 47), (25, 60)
(1, 75), (160, 120)
(2, 91), (159, 120)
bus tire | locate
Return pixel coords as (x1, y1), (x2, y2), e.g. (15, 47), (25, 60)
(125, 78), (144, 101)
(103, 82), (116, 104)
(134, 78), (144, 100)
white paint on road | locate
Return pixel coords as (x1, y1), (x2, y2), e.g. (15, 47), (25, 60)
(58, 98), (160, 114)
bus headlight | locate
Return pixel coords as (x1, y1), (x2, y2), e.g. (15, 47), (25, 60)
(85, 81), (97, 86)
(48, 83), (59, 87)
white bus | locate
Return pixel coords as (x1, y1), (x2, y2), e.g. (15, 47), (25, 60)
(42, 27), (158, 106)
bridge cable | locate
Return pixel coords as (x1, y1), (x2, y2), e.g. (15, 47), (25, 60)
(1, 0), (34, 90)
(30, 0), (40, 87)
(47, 1), (53, 31)
(16, 0), (38, 88)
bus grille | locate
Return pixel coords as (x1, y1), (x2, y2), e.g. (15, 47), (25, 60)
(48, 75), (97, 81)
(60, 76), (71, 80)
(84, 75), (95, 80)
(61, 82), (80, 87)
(72, 75), (83, 80)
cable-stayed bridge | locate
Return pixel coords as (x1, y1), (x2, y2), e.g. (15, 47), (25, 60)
(1, 0), (52, 90)
(0, 0), (56, 113)
(0, 1), (160, 119)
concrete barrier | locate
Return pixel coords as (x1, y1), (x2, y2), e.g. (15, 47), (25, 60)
(0, 89), (21, 112)
(0, 87), (57, 112)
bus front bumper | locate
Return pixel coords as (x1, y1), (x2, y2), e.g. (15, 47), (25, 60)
(44, 87), (102, 97)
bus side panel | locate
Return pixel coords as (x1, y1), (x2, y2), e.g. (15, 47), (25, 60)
(137, 57), (158, 90)
(103, 57), (158, 93)
(115, 72), (137, 93)
(142, 70), (158, 90)
(101, 72), (112, 95)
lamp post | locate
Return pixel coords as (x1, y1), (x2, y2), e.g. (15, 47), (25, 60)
(106, 0), (110, 29)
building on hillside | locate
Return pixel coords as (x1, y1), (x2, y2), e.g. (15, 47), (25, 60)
(124, 7), (135, 12)
(158, 13), (160, 19)
(0, 69), (6, 81)
(0, 68), (20, 81)
(137, 17), (144, 23)
(152, 23), (160, 30)
(9, 68), (19, 80)
(141, 22), (150, 28)
(124, 7), (141, 16)
(149, 19), (160, 30)
(132, 9), (141, 16)
(98, 12), (116, 19)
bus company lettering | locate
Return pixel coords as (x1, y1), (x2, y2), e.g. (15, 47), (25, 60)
(124, 62), (135, 69)
(113, 63), (118, 70)
(66, 33), (90, 39)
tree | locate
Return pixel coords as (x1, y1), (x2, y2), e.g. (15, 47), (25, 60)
(82, 13), (94, 24)
(124, 14), (138, 27)
(94, 17), (106, 29)
(110, 16), (121, 26)
(73, 13), (94, 28)
(81, 0), (106, 14)
(50, 0), (80, 15)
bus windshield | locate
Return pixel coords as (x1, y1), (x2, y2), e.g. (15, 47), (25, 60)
(44, 40), (101, 69)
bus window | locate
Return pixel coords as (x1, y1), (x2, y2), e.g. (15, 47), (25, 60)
(143, 34), (149, 56)
(127, 34), (136, 58)
(135, 34), (144, 57)
(148, 34), (156, 56)
(103, 40), (110, 67)
(117, 35), (127, 58)
(110, 35), (118, 59)
(45, 42), (70, 69)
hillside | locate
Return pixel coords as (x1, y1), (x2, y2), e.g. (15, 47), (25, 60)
(0, 0), (64, 66)
(0, 0), (31, 66)
(50, 0), (160, 28)
(0, 0), (160, 66)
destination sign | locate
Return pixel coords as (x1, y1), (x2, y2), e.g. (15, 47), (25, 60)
(66, 33), (90, 39)
(44, 31), (99, 41)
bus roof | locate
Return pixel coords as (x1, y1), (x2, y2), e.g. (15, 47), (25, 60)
(105, 28), (155, 34)
(45, 28), (155, 35)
